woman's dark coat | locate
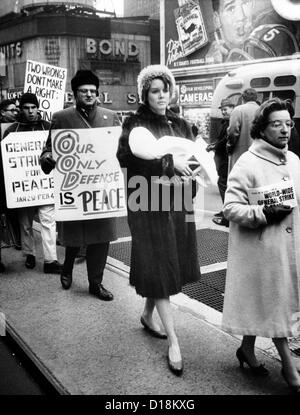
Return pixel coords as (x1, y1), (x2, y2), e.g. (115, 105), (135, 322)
(117, 104), (201, 298)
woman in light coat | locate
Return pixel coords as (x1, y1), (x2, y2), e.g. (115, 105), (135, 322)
(222, 98), (300, 393)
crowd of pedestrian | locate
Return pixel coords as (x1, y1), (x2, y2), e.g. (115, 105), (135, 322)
(1, 66), (300, 393)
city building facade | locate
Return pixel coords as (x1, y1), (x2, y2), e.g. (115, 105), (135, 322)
(124, 0), (159, 19)
(0, 0), (160, 114)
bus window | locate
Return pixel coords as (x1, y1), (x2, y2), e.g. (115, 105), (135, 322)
(274, 75), (296, 87)
(256, 91), (272, 105)
(272, 90), (295, 102)
(227, 93), (242, 106)
(250, 77), (271, 88)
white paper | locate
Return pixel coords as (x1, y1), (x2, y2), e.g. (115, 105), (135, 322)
(128, 127), (218, 186)
(247, 179), (298, 208)
(129, 127), (159, 160)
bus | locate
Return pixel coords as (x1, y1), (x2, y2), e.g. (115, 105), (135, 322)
(210, 56), (300, 155)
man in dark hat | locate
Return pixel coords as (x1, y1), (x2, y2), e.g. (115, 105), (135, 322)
(207, 97), (234, 226)
(3, 93), (62, 273)
(40, 70), (120, 301)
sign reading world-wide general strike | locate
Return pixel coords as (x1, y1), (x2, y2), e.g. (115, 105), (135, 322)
(52, 126), (126, 221)
(1, 131), (54, 208)
(247, 180), (298, 208)
(24, 60), (67, 122)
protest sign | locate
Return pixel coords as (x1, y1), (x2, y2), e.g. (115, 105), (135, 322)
(247, 180), (297, 208)
(52, 126), (126, 221)
(24, 60), (67, 122)
(1, 131), (54, 208)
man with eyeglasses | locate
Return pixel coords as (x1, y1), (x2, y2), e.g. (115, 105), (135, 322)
(0, 99), (21, 256)
(0, 99), (18, 272)
(40, 70), (120, 301)
(227, 88), (259, 171)
(0, 99), (18, 124)
(0, 99), (19, 140)
(3, 93), (62, 274)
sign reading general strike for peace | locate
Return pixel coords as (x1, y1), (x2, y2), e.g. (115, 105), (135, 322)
(1, 131), (54, 208)
(24, 60), (67, 122)
(52, 127), (126, 221)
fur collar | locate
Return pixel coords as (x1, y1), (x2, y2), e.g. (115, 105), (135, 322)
(124, 104), (180, 129)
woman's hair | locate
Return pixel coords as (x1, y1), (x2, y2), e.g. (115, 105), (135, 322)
(251, 98), (295, 139)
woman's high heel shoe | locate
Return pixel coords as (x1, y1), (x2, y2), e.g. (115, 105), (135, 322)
(236, 348), (269, 377)
(167, 347), (183, 376)
(281, 369), (300, 394)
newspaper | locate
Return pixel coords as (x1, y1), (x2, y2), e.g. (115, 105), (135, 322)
(247, 179), (297, 208)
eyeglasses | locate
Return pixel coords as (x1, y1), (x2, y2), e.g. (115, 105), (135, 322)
(77, 89), (97, 95)
(5, 108), (18, 112)
(268, 120), (295, 129)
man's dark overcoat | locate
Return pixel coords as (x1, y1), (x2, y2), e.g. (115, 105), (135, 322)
(41, 105), (120, 246)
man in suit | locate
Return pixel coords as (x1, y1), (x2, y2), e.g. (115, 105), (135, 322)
(40, 70), (120, 301)
(227, 88), (259, 171)
(207, 98), (235, 227)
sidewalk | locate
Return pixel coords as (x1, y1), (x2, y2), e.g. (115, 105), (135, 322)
(0, 227), (293, 395)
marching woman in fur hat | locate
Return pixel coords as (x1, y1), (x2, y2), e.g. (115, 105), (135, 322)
(117, 65), (201, 375)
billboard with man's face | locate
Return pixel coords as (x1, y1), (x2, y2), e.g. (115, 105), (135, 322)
(162, 0), (300, 70)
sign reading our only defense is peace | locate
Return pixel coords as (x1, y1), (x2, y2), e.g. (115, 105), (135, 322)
(24, 60), (67, 122)
(1, 131), (54, 208)
(52, 126), (127, 221)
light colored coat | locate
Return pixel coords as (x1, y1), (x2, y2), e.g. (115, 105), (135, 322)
(222, 139), (300, 338)
(227, 101), (259, 171)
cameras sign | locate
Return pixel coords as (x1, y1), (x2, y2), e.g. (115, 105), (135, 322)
(24, 60), (67, 122)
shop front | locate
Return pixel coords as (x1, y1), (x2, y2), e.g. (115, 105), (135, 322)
(178, 80), (214, 141)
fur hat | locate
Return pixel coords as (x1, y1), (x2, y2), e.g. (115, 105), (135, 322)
(71, 70), (99, 95)
(137, 65), (176, 104)
(20, 93), (39, 108)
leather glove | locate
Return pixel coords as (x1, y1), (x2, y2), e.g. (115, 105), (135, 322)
(226, 142), (234, 154)
(206, 143), (216, 152)
(41, 153), (56, 174)
(161, 153), (174, 178)
(263, 205), (293, 225)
